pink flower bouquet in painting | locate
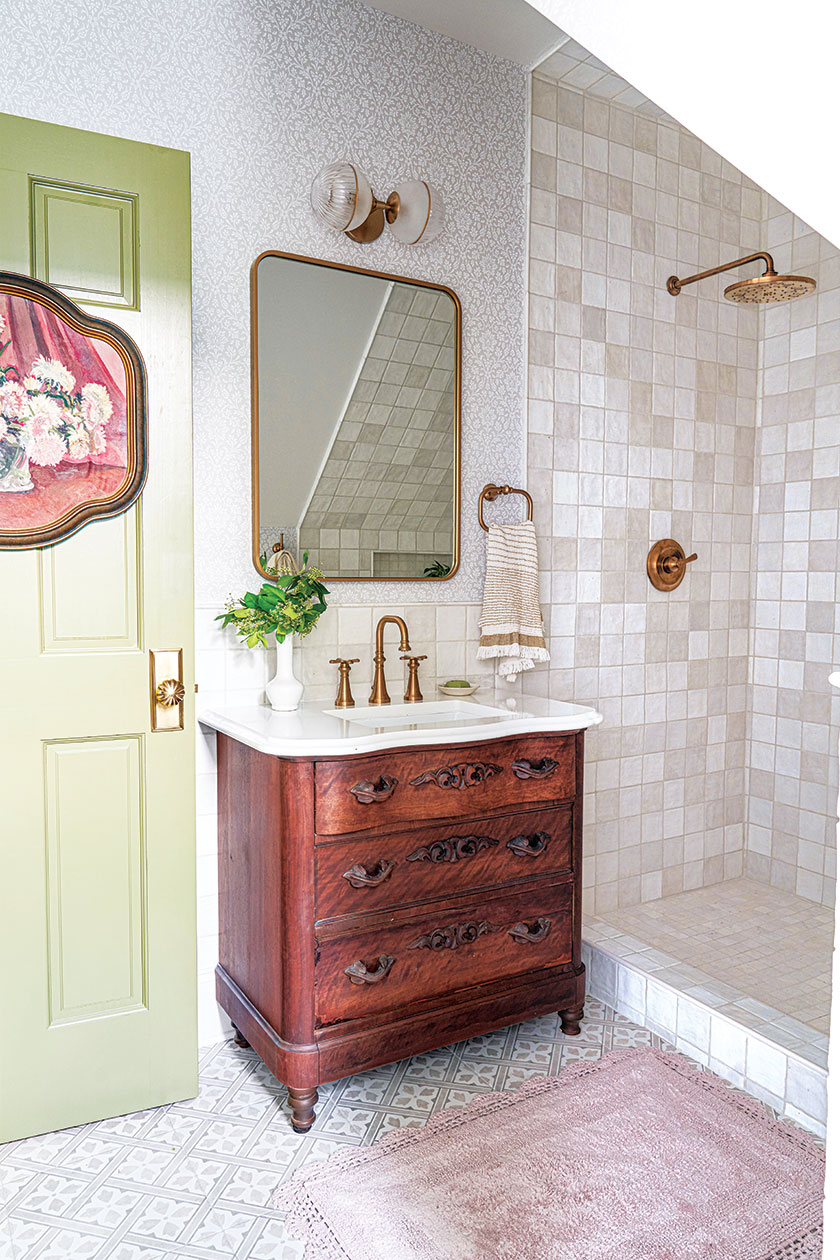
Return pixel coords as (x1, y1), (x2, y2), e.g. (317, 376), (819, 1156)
(0, 313), (114, 493)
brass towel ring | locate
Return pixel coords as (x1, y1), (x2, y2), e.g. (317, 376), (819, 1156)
(478, 483), (534, 531)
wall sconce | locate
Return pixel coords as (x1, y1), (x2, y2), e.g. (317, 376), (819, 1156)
(310, 162), (444, 245)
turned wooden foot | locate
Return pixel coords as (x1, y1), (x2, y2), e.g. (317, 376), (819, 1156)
(231, 1024), (251, 1050)
(560, 1004), (584, 1036)
(288, 1085), (318, 1133)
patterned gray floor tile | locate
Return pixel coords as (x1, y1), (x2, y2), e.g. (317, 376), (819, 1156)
(0, 1217), (51, 1259)
(0, 998), (662, 1257)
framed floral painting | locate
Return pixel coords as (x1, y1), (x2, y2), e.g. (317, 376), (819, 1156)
(0, 272), (147, 549)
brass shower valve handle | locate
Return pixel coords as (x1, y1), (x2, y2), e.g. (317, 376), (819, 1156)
(646, 540), (697, 592)
(330, 658), (360, 709)
(401, 654), (427, 704)
(662, 551), (697, 575)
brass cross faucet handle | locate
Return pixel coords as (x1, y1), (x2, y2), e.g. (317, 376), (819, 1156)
(401, 655), (427, 704)
(369, 616), (411, 705)
(329, 658), (360, 708)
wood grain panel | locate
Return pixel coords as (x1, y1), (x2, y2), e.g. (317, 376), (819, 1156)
(314, 734), (576, 835)
(44, 735), (146, 1024)
(315, 965), (585, 1083)
(314, 881), (573, 1025)
(315, 805), (572, 920)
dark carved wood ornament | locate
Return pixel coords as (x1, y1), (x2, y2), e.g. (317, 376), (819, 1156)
(409, 761), (503, 790)
(349, 775), (398, 803)
(507, 831), (550, 857)
(341, 859), (396, 887)
(512, 757), (558, 779)
(406, 834), (499, 864)
(408, 920), (496, 951)
(509, 917), (552, 943)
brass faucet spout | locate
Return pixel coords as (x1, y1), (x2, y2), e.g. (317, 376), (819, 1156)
(370, 616), (412, 705)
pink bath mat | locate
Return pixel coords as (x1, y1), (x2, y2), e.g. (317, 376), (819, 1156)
(275, 1048), (824, 1260)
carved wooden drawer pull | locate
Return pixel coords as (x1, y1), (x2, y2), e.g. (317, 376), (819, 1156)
(349, 775), (398, 804)
(408, 921), (495, 951)
(407, 834), (498, 864)
(409, 762), (502, 790)
(509, 917), (552, 944)
(341, 859), (396, 889)
(344, 954), (396, 985)
(506, 831), (550, 857)
(511, 757), (558, 780)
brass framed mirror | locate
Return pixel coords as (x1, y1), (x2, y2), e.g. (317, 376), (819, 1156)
(251, 250), (461, 581)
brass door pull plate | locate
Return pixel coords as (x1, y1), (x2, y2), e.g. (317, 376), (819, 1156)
(646, 539), (697, 592)
(150, 648), (185, 732)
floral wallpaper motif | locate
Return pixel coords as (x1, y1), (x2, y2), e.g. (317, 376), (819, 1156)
(0, 0), (529, 606)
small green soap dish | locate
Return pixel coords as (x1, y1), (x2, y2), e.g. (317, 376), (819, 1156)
(438, 680), (479, 697)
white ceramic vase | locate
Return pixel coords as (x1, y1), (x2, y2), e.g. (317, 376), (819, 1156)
(265, 635), (303, 711)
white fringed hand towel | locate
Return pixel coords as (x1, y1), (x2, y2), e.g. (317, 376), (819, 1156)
(477, 521), (549, 682)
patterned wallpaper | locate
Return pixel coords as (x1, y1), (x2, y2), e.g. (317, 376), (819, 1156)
(0, 0), (528, 609)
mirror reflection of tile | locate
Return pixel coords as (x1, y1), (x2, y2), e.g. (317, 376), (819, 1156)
(259, 267), (456, 580)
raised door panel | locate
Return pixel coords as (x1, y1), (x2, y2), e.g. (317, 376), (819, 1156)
(40, 508), (140, 651)
(31, 178), (139, 309)
(44, 736), (146, 1023)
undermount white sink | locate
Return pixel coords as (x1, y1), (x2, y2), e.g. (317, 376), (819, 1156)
(322, 699), (512, 729)
(199, 694), (603, 757)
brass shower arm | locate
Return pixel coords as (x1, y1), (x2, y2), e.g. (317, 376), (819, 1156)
(666, 251), (776, 295)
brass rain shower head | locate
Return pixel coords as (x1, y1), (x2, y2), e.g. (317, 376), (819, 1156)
(666, 251), (816, 304)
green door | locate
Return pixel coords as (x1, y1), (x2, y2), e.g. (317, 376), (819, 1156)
(0, 114), (196, 1140)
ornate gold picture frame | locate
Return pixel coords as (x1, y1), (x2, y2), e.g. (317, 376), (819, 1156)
(0, 271), (147, 550)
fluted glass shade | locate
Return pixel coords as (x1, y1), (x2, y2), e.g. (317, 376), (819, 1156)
(388, 180), (444, 244)
(310, 162), (373, 232)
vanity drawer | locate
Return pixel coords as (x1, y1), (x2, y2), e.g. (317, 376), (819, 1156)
(314, 734), (576, 836)
(315, 806), (573, 920)
(315, 881), (573, 1025)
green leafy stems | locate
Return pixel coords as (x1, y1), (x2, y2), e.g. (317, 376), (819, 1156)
(216, 552), (329, 649)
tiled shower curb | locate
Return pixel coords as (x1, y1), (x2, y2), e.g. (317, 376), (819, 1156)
(582, 923), (828, 1137)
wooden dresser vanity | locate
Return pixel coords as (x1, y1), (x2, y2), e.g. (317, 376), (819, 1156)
(205, 700), (599, 1131)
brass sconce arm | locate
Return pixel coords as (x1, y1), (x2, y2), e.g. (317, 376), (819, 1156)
(667, 251), (776, 295)
(370, 191), (401, 223)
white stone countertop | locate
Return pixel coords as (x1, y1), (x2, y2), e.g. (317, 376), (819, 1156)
(198, 694), (603, 758)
